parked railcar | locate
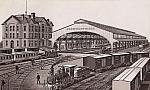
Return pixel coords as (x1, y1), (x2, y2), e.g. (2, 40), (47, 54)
(112, 68), (141, 90)
(130, 57), (150, 80)
(83, 54), (112, 70)
(0, 53), (13, 64)
(111, 52), (131, 67)
(0, 48), (12, 54)
(74, 66), (91, 78)
(0, 51), (39, 64)
(129, 52), (149, 63)
(12, 51), (39, 62)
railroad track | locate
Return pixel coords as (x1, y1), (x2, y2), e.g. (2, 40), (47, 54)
(9, 59), (55, 90)
(9, 56), (76, 90)
(0, 55), (82, 90)
(65, 67), (126, 90)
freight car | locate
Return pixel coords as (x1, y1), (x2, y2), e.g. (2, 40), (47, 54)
(130, 57), (150, 80)
(83, 51), (149, 71)
(112, 68), (141, 90)
(112, 57), (150, 90)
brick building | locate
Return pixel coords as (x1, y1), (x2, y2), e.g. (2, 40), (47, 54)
(2, 13), (53, 49)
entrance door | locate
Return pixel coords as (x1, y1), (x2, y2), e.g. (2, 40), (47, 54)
(10, 40), (14, 48)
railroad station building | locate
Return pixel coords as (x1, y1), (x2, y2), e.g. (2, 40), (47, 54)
(2, 13), (53, 49)
(52, 19), (148, 52)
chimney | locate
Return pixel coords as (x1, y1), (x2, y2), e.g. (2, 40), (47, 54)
(29, 15), (31, 18)
(47, 19), (49, 22)
(31, 13), (35, 19)
(22, 14), (25, 20)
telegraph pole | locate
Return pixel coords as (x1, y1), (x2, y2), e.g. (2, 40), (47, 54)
(25, 0), (27, 14)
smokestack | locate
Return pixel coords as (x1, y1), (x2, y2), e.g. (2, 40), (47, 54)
(47, 19), (49, 22)
(31, 13), (35, 19)
(22, 14), (25, 20)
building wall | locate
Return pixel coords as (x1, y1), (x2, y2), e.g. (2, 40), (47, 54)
(2, 14), (53, 49)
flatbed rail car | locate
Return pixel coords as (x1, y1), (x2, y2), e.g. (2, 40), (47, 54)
(112, 68), (141, 90)
(130, 57), (150, 80)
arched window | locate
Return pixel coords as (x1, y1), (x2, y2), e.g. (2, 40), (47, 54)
(6, 40), (8, 46)
(17, 40), (19, 46)
(24, 40), (26, 47)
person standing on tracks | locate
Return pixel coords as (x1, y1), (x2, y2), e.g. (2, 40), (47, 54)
(15, 65), (19, 74)
(37, 73), (41, 84)
(1, 80), (5, 90)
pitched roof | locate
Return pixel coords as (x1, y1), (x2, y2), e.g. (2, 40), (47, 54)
(74, 19), (145, 37)
(2, 14), (54, 26)
(2, 15), (21, 25)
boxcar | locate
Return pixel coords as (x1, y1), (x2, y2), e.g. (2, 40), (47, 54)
(130, 52), (149, 63)
(111, 52), (130, 67)
(130, 57), (150, 80)
(112, 68), (141, 90)
(83, 54), (112, 70)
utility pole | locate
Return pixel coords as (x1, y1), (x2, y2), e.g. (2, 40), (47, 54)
(25, 0), (27, 14)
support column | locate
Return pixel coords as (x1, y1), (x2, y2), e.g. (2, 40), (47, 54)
(58, 37), (61, 51)
(71, 34), (74, 49)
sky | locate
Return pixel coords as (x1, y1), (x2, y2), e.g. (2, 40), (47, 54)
(0, 0), (150, 41)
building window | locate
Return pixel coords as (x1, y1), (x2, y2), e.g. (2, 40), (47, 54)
(29, 40), (31, 46)
(29, 25), (30, 31)
(10, 33), (12, 38)
(6, 40), (8, 46)
(42, 33), (44, 38)
(42, 25), (44, 32)
(6, 26), (8, 31)
(13, 33), (15, 38)
(49, 34), (52, 38)
(16, 26), (19, 31)
(24, 26), (26, 31)
(32, 33), (34, 38)
(10, 26), (12, 31)
(17, 33), (19, 38)
(13, 26), (15, 31)
(35, 41), (37, 46)
(5, 33), (8, 38)
(17, 40), (19, 46)
(24, 40), (26, 47)
(39, 33), (40, 38)
(24, 33), (26, 38)
(32, 26), (34, 31)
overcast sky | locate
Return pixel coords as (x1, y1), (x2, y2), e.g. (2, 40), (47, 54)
(0, 0), (150, 41)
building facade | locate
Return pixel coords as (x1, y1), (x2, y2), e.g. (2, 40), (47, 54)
(2, 13), (53, 49)
(52, 19), (148, 52)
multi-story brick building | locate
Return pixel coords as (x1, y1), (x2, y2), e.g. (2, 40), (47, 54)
(2, 13), (53, 49)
